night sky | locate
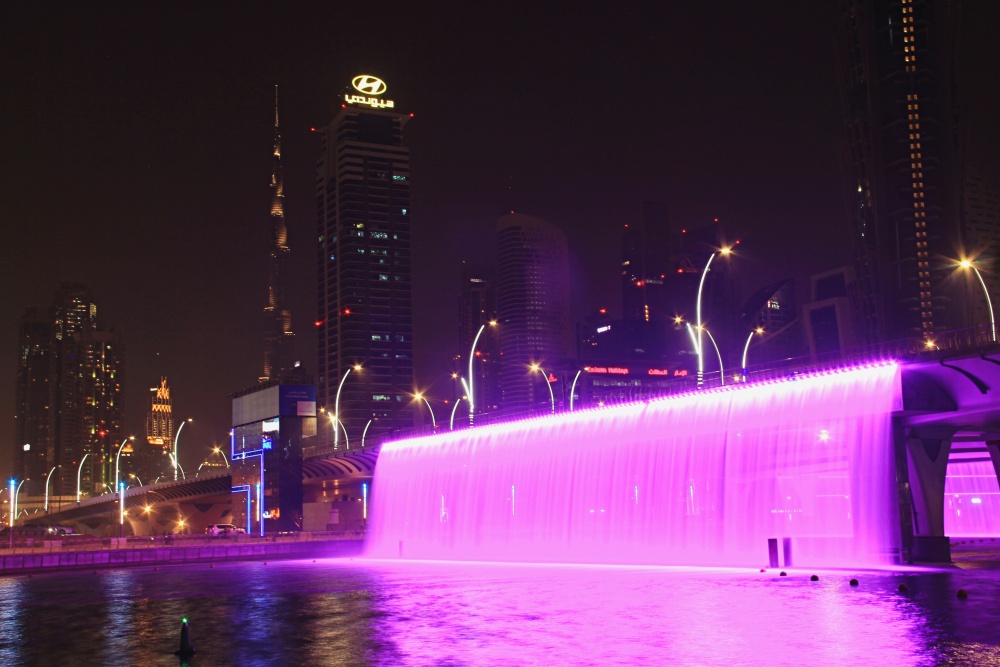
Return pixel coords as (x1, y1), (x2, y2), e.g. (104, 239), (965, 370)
(3, 3), (998, 475)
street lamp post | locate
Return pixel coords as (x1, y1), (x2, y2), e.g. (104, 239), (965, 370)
(334, 364), (362, 450)
(449, 397), (466, 430)
(414, 392), (437, 428)
(118, 481), (126, 536)
(44, 466), (57, 513)
(8, 479), (13, 548)
(212, 446), (230, 468)
(530, 364), (556, 413)
(114, 436), (134, 492)
(13, 479), (26, 528)
(168, 454), (187, 479)
(569, 370), (583, 411)
(76, 453), (90, 504)
(694, 247), (731, 387)
(701, 327), (725, 386)
(741, 327), (764, 381)
(960, 260), (996, 342)
(466, 321), (497, 426)
(129, 473), (143, 487)
(173, 419), (192, 482)
(361, 418), (374, 448)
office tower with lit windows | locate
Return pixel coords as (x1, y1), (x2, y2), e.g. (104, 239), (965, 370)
(139, 376), (174, 483)
(316, 75), (413, 444)
(13, 308), (52, 483)
(456, 261), (501, 416)
(261, 87), (297, 384)
(13, 284), (124, 500)
(837, 0), (964, 342)
(497, 212), (572, 413)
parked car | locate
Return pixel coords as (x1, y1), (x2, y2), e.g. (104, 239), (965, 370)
(206, 524), (246, 536)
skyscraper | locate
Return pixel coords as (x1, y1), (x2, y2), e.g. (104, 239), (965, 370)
(141, 376), (174, 483)
(316, 74), (413, 443)
(25, 283), (126, 498)
(261, 86), (296, 384)
(497, 212), (572, 413)
(13, 308), (51, 483)
(456, 261), (500, 417)
(837, 0), (964, 342)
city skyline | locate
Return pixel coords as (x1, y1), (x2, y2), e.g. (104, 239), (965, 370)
(3, 4), (999, 475)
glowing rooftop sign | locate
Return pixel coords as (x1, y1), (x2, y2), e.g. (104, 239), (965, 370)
(345, 74), (395, 109)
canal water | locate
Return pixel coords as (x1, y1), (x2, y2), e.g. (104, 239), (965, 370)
(3, 558), (1000, 666)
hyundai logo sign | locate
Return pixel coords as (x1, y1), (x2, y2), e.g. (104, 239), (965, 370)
(345, 74), (396, 110)
(352, 75), (387, 96)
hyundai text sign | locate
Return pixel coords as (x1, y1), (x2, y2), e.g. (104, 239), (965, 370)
(345, 74), (395, 109)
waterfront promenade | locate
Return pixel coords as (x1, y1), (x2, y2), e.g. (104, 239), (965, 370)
(0, 532), (364, 575)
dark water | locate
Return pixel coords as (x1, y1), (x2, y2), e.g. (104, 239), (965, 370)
(3, 559), (1000, 666)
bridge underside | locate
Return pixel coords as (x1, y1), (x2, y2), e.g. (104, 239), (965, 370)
(899, 353), (1000, 561)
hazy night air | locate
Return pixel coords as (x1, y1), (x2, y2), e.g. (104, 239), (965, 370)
(2, 3), (998, 476)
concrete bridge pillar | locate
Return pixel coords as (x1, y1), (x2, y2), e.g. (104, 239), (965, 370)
(987, 441), (1000, 485)
(905, 434), (953, 562)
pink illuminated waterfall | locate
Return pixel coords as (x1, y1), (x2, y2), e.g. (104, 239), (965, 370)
(367, 363), (904, 567)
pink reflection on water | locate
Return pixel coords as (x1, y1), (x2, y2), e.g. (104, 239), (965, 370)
(357, 560), (933, 667)
(368, 364), (903, 567)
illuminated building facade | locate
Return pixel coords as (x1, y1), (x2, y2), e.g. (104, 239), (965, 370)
(140, 376), (174, 483)
(497, 213), (572, 413)
(316, 74), (413, 444)
(13, 283), (129, 499)
(13, 308), (51, 483)
(837, 0), (964, 342)
(261, 86), (296, 384)
(230, 383), (316, 533)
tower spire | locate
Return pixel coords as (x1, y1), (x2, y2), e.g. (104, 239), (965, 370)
(261, 85), (295, 383)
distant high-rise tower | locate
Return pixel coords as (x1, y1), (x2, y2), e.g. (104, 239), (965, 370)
(41, 284), (125, 498)
(142, 376), (174, 482)
(316, 74), (413, 443)
(837, 0), (964, 342)
(13, 308), (51, 483)
(261, 85), (296, 383)
(497, 213), (572, 413)
(457, 262), (500, 416)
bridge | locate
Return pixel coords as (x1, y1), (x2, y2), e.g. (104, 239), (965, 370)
(32, 326), (1000, 560)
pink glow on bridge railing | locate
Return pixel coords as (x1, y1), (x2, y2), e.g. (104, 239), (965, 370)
(367, 362), (903, 567)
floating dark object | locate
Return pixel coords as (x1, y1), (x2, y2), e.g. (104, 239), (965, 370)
(174, 618), (196, 659)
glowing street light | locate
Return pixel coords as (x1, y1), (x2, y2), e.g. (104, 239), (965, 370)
(114, 436), (135, 492)
(959, 259), (996, 342)
(530, 363), (556, 413)
(168, 453), (187, 480)
(449, 396), (466, 430)
(173, 418), (192, 481)
(694, 247), (731, 387)
(686, 324), (725, 386)
(741, 327), (764, 381)
(76, 453), (90, 504)
(466, 321), (497, 425)
(413, 392), (437, 428)
(212, 446), (230, 468)
(7, 479), (13, 548)
(334, 364), (362, 450)
(13, 479), (26, 528)
(129, 473), (143, 487)
(361, 418), (374, 448)
(569, 370), (583, 411)
(44, 466), (58, 513)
